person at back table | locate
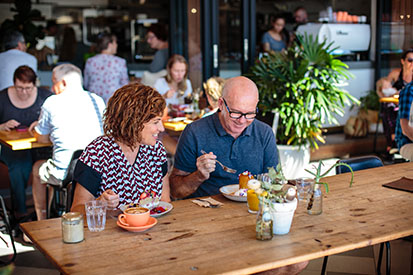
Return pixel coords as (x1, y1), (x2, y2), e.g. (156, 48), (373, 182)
(30, 64), (105, 220)
(0, 66), (52, 215)
(71, 84), (170, 212)
(83, 32), (129, 104)
(146, 23), (169, 73)
(154, 54), (192, 108)
(0, 31), (37, 91)
(169, 76), (307, 274)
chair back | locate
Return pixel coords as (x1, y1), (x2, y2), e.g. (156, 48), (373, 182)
(336, 155), (383, 174)
(61, 149), (83, 188)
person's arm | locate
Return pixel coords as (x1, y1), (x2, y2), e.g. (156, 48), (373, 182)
(71, 184), (95, 214)
(71, 185), (119, 213)
(169, 152), (217, 199)
(0, 119), (20, 131)
(120, 59), (129, 86)
(387, 68), (401, 84)
(160, 175), (171, 202)
(30, 122), (50, 143)
(262, 42), (271, 53)
(400, 118), (413, 141)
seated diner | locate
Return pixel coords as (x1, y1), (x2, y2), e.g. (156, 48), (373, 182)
(71, 83), (170, 212)
(0, 65), (52, 215)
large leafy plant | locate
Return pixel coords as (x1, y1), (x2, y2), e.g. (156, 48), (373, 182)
(248, 34), (359, 149)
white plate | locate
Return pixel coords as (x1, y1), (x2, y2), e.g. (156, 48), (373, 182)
(150, 201), (173, 217)
(219, 184), (247, 202)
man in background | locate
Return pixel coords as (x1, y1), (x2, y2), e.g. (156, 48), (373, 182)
(30, 63), (105, 220)
(0, 31), (37, 90)
(294, 7), (308, 26)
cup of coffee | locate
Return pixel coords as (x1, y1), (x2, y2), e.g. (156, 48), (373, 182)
(118, 207), (150, 227)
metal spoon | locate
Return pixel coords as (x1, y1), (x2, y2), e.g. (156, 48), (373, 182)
(200, 150), (237, 174)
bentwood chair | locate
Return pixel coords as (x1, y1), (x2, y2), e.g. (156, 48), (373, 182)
(46, 150), (83, 219)
(322, 156), (389, 275)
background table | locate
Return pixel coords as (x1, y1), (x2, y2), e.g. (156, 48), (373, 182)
(21, 162), (413, 274)
(0, 130), (52, 150)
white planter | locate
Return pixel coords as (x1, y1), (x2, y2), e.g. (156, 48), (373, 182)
(270, 198), (298, 235)
(278, 144), (310, 179)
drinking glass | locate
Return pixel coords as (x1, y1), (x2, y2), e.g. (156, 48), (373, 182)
(247, 189), (259, 213)
(296, 178), (314, 201)
(85, 200), (107, 232)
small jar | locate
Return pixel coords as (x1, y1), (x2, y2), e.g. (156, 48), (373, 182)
(62, 212), (84, 243)
(256, 198), (273, 241)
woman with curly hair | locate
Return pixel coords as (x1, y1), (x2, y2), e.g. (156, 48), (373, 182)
(71, 83), (170, 212)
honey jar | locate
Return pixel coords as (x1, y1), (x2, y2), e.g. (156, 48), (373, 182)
(62, 212), (84, 243)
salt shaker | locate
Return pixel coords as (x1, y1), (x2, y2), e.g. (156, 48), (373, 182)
(62, 212), (84, 243)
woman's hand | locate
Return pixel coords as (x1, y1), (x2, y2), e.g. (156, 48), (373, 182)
(98, 189), (119, 208)
(0, 119), (20, 131)
(164, 89), (176, 99)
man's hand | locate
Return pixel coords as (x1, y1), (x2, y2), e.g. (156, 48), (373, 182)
(98, 189), (119, 208)
(0, 119), (20, 131)
(196, 152), (217, 181)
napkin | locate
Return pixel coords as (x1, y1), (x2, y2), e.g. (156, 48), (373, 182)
(192, 197), (224, 208)
(382, 177), (413, 193)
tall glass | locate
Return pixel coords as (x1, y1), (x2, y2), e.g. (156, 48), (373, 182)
(85, 200), (107, 232)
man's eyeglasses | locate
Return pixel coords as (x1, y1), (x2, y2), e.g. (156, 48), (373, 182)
(407, 58), (413, 63)
(222, 98), (258, 120)
(15, 86), (34, 92)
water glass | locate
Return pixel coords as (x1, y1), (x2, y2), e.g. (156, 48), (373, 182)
(296, 178), (314, 201)
(85, 200), (107, 232)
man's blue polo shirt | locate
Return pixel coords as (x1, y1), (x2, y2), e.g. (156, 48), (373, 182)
(395, 83), (413, 149)
(174, 112), (279, 198)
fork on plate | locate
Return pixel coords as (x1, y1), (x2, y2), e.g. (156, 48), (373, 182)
(200, 150), (237, 174)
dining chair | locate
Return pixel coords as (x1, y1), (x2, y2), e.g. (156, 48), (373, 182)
(322, 155), (389, 275)
(46, 149), (83, 219)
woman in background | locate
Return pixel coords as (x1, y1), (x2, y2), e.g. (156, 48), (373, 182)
(146, 23), (169, 73)
(261, 15), (289, 53)
(84, 32), (129, 103)
(71, 83), (170, 212)
(0, 66), (52, 215)
(154, 54), (192, 108)
(380, 49), (413, 158)
(202, 77), (226, 117)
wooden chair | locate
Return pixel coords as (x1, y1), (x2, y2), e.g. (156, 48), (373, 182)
(322, 155), (389, 275)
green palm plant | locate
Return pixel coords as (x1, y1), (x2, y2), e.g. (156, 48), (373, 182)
(248, 34), (359, 149)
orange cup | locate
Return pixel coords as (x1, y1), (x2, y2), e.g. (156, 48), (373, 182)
(118, 207), (150, 227)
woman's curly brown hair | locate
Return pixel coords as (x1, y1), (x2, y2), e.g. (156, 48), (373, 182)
(104, 83), (166, 149)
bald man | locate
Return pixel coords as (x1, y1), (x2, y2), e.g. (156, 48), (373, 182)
(170, 76), (279, 199)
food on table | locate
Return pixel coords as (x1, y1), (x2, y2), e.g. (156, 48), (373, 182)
(150, 206), (168, 215)
(239, 171), (254, 189)
(232, 188), (247, 197)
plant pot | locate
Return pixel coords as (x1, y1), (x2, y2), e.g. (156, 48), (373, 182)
(278, 144), (310, 179)
(269, 198), (297, 235)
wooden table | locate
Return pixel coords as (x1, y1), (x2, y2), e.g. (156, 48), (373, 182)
(379, 95), (399, 104)
(21, 162), (413, 274)
(0, 130), (52, 150)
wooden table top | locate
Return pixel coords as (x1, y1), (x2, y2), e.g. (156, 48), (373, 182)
(379, 95), (399, 104)
(20, 162), (413, 275)
(0, 130), (52, 150)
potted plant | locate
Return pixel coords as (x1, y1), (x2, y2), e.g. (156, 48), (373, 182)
(248, 34), (359, 178)
(354, 89), (380, 133)
(305, 160), (354, 215)
(248, 165), (298, 236)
